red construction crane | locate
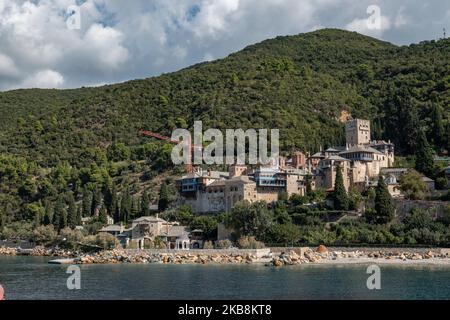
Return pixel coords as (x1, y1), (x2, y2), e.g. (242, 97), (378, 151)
(140, 129), (202, 173)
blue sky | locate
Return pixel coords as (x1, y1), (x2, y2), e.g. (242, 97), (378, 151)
(0, 0), (448, 91)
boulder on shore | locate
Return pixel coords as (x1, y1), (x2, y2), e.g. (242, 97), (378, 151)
(316, 245), (328, 254)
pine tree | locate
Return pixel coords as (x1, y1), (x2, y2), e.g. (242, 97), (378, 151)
(81, 187), (92, 217)
(67, 192), (77, 228)
(333, 164), (349, 211)
(141, 188), (150, 217)
(374, 175), (395, 224)
(415, 130), (435, 178)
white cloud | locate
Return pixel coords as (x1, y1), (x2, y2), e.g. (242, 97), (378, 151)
(21, 69), (64, 89)
(82, 24), (129, 69)
(0, 53), (18, 77)
(190, 0), (240, 38)
(0, 0), (448, 91)
(345, 15), (391, 37)
(394, 7), (409, 28)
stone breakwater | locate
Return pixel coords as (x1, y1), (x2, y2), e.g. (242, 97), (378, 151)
(2, 245), (450, 266)
(270, 246), (450, 266)
(74, 249), (268, 265)
(0, 246), (76, 257)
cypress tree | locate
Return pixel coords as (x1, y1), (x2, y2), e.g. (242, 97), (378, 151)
(81, 187), (92, 217)
(114, 200), (121, 224)
(43, 200), (53, 226)
(103, 183), (115, 216)
(374, 175), (395, 224)
(91, 188), (102, 216)
(53, 196), (67, 231)
(76, 206), (82, 226)
(107, 183), (118, 216)
(431, 103), (445, 149)
(67, 192), (77, 228)
(333, 164), (349, 211)
(446, 120), (450, 153)
(158, 182), (170, 212)
(120, 187), (132, 224)
(99, 206), (108, 225)
(415, 130), (435, 177)
(141, 188), (150, 217)
(0, 209), (5, 229)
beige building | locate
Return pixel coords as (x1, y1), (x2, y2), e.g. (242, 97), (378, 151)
(310, 118), (395, 191)
(177, 118), (395, 213)
(114, 216), (191, 250)
(345, 118), (371, 146)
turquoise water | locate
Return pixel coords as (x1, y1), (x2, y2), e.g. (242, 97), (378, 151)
(0, 256), (449, 300)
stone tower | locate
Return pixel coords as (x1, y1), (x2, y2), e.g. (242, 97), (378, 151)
(345, 119), (371, 146)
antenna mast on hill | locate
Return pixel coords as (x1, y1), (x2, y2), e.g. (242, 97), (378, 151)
(444, 28), (447, 39)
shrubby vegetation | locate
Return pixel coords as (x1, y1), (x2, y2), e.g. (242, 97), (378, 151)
(0, 29), (449, 246)
(222, 185), (450, 246)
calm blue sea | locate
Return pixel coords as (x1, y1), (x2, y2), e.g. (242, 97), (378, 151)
(1, 256), (449, 300)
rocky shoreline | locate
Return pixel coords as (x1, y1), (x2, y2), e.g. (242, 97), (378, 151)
(270, 245), (450, 266)
(0, 246), (77, 257)
(2, 245), (450, 266)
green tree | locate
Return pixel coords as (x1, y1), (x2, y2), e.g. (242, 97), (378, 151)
(81, 187), (92, 217)
(66, 192), (77, 228)
(189, 216), (218, 239)
(373, 175), (395, 224)
(120, 187), (132, 224)
(268, 223), (300, 245)
(333, 164), (349, 210)
(53, 196), (67, 231)
(228, 201), (273, 239)
(131, 196), (140, 220)
(415, 130), (435, 177)
(99, 206), (108, 225)
(107, 143), (131, 161)
(103, 183), (114, 216)
(43, 200), (53, 226)
(141, 188), (150, 217)
(400, 170), (429, 200)
(91, 188), (102, 216)
(158, 182), (170, 212)
(430, 103), (445, 149)
(114, 201), (121, 224)
(76, 206), (82, 226)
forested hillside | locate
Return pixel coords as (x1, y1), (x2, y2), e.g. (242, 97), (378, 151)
(0, 28), (449, 231)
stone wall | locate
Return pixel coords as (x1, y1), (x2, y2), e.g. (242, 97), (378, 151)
(394, 199), (450, 218)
